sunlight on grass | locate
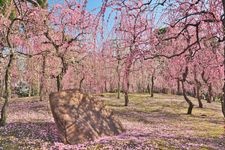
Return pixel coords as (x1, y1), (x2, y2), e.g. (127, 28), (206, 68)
(0, 93), (224, 149)
(102, 93), (225, 140)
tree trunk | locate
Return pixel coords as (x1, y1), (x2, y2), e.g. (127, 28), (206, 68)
(182, 81), (194, 114)
(79, 75), (85, 91)
(193, 87), (196, 98)
(222, 90), (225, 117)
(207, 83), (212, 103)
(196, 85), (203, 108)
(124, 63), (131, 106)
(117, 76), (121, 99)
(28, 85), (32, 97)
(56, 75), (63, 92)
(104, 80), (107, 92)
(39, 54), (46, 101)
(181, 66), (194, 115)
(116, 59), (121, 99)
(177, 79), (181, 95)
(194, 65), (203, 108)
(222, 102), (225, 117)
(150, 75), (154, 97)
(124, 76), (130, 106)
(56, 56), (68, 92)
(0, 79), (3, 97)
(201, 70), (212, 103)
(0, 53), (13, 126)
(213, 96), (216, 102)
(147, 83), (150, 95)
(124, 91), (129, 106)
(221, 0), (225, 117)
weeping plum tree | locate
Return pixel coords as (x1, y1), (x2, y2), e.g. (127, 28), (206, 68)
(111, 1), (155, 106)
(43, 2), (94, 91)
(0, 0), (50, 126)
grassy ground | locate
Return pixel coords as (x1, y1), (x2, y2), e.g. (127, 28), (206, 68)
(0, 93), (224, 149)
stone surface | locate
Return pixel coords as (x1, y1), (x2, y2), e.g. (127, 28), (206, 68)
(49, 89), (124, 144)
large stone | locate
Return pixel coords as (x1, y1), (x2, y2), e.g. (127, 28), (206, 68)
(49, 89), (124, 144)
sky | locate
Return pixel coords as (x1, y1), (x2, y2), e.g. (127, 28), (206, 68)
(47, 0), (165, 35)
(47, 0), (113, 30)
(48, 0), (103, 12)
(47, 0), (114, 45)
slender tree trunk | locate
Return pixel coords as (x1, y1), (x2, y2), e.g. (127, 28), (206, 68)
(194, 65), (203, 108)
(116, 55), (121, 99)
(222, 101), (225, 117)
(39, 54), (46, 101)
(56, 75), (63, 92)
(124, 89), (129, 106)
(0, 53), (13, 126)
(181, 66), (194, 115)
(124, 78), (130, 106)
(124, 64), (131, 106)
(193, 87), (196, 98)
(213, 96), (216, 102)
(222, 88), (225, 117)
(28, 85), (32, 97)
(56, 56), (67, 92)
(104, 80), (107, 92)
(79, 75), (85, 91)
(0, 79), (3, 97)
(182, 81), (194, 114)
(117, 75), (121, 99)
(151, 75), (154, 97)
(177, 79), (181, 95)
(207, 83), (212, 103)
(221, 0), (225, 117)
(147, 83), (150, 95)
(201, 70), (212, 103)
(196, 85), (203, 108)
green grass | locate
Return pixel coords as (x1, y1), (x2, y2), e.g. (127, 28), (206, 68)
(102, 93), (225, 138)
(0, 93), (224, 149)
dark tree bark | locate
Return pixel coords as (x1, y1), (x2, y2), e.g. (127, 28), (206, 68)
(201, 70), (212, 103)
(117, 78), (121, 99)
(196, 84), (203, 108)
(177, 79), (181, 95)
(28, 85), (32, 97)
(181, 66), (194, 115)
(56, 75), (62, 91)
(79, 75), (85, 92)
(56, 56), (68, 92)
(221, 0), (225, 117)
(213, 96), (216, 102)
(0, 79), (3, 97)
(147, 83), (150, 95)
(194, 65), (203, 108)
(124, 63), (131, 106)
(222, 89), (225, 117)
(207, 83), (212, 103)
(104, 80), (108, 92)
(182, 81), (194, 114)
(150, 75), (154, 97)
(116, 46), (121, 99)
(0, 18), (17, 126)
(193, 87), (196, 98)
(39, 54), (46, 101)
(124, 78), (130, 106)
(0, 53), (13, 126)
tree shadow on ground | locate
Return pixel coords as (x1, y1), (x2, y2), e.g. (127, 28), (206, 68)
(113, 108), (182, 124)
(107, 104), (125, 107)
(0, 122), (61, 142)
